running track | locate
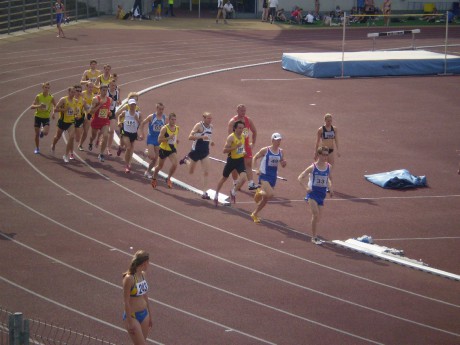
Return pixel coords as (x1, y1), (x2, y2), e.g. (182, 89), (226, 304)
(1, 18), (459, 344)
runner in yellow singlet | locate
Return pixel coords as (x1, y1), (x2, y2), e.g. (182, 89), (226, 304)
(214, 120), (248, 206)
(77, 82), (96, 151)
(151, 113), (179, 189)
(30, 82), (57, 154)
(95, 64), (113, 88)
(80, 60), (101, 90)
(51, 86), (78, 163)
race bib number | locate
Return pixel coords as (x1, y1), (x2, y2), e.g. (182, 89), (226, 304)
(313, 175), (328, 187)
(136, 281), (148, 295)
(236, 146), (245, 155)
(67, 108), (74, 116)
(268, 156), (280, 167)
(99, 108), (108, 119)
(168, 136), (176, 145)
(153, 124), (163, 131)
(324, 132), (334, 139)
(243, 128), (249, 138)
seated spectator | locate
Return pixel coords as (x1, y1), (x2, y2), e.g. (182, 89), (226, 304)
(276, 8), (287, 21)
(290, 7), (302, 24)
(117, 5), (131, 20)
(303, 11), (315, 24)
(223, 0), (234, 20)
(422, 7), (438, 22)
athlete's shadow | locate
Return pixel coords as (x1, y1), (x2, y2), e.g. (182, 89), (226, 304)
(333, 191), (378, 206)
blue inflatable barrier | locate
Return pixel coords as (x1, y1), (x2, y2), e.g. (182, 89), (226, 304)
(364, 169), (427, 189)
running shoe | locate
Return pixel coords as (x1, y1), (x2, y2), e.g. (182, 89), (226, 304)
(62, 155), (69, 163)
(179, 155), (188, 165)
(78, 145), (84, 151)
(254, 188), (262, 203)
(151, 178), (157, 189)
(311, 238), (324, 245)
(201, 192), (211, 200)
(69, 153), (75, 160)
(116, 146), (122, 156)
(167, 178), (173, 189)
(88, 143), (93, 151)
(107, 149), (112, 156)
(250, 212), (261, 223)
(248, 183), (260, 191)
(125, 165), (131, 173)
(144, 171), (153, 179)
(34, 148), (40, 154)
(98, 154), (105, 162)
(214, 197), (218, 207)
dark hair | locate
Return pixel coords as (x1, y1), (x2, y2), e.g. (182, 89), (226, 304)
(233, 120), (245, 131)
(123, 250), (149, 277)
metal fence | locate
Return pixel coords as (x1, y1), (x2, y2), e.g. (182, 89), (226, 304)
(0, 307), (117, 345)
(0, 0), (104, 35)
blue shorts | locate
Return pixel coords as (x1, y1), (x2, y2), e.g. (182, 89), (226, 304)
(305, 190), (326, 206)
(259, 174), (276, 188)
(56, 13), (64, 24)
(123, 309), (149, 323)
(147, 134), (160, 146)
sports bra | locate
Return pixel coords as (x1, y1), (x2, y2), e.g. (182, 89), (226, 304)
(130, 274), (148, 297)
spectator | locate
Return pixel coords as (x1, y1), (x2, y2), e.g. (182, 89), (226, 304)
(304, 11), (315, 24)
(290, 6), (302, 24)
(223, 0), (234, 21)
(276, 8), (287, 21)
(262, 0), (269, 21)
(268, 0), (279, 24)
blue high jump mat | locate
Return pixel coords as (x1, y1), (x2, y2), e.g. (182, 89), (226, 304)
(282, 50), (460, 78)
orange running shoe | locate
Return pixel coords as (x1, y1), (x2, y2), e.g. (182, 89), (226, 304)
(167, 178), (173, 189)
(151, 178), (157, 189)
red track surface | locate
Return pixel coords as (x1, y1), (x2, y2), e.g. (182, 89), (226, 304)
(1, 19), (459, 344)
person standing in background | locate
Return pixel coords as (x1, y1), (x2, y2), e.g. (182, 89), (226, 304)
(54, 0), (65, 38)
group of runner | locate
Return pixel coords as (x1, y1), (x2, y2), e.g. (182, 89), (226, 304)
(30, 60), (340, 245)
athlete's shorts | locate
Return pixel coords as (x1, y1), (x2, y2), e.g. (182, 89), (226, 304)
(223, 157), (245, 178)
(34, 117), (50, 128)
(121, 131), (138, 143)
(91, 118), (110, 130)
(122, 309), (148, 324)
(147, 134), (160, 146)
(188, 149), (209, 162)
(74, 117), (85, 128)
(159, 148), (176, 159)
(57, 119), (74, 131)
(56, 13), (64, 24)
(259, 173), (276, 188)
(305, 190), (326, 206)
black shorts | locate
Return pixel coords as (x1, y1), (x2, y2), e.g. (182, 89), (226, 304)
(121, 131), (138, 143)
(74, 117), (85, 128)
(222, 156), (245, 178)
(57, 119), (74, 131)
(159, 147), (176, 159)
(188, 149), (209, 162)
(34, 117), (50, 128)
